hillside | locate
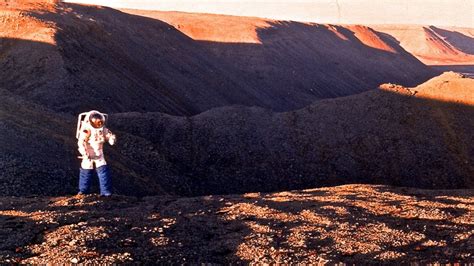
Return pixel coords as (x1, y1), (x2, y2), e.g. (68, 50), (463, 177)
(373, 25), (474, 67)
(0, 2), (437, 115)
(63, 0), (474, 29)
(121, 9), (474, 72)
(0, 184), (472, 264)
(122, 9), (474, 70)
(0, 1), (473, 197)
(109, 72), (474, 196)
(1, 72), (472, 197)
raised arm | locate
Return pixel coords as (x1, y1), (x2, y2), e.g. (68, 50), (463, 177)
(104, 128), (116, 145)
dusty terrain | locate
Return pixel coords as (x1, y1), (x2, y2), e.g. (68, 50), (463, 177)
(0, 184), (472, 264)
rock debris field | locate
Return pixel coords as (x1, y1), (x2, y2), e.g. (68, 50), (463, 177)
(0, 184), (472, 264)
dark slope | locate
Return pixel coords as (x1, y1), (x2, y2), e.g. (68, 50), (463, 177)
(0, 89), (167, 196)
(1, 2), (436, 115)
(109, 73), (473, 196)
(2, 72), (471, 196)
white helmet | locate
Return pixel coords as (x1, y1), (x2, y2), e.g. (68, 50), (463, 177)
(76, 110), (108, 139)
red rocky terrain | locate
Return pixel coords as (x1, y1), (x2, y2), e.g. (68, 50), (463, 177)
(0, 184), (472, 264)
(1, 2), (473, 263)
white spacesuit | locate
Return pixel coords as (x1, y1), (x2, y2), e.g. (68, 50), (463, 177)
(76, 110), (116, 196)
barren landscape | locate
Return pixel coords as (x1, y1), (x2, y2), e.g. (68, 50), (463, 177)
(1, 185), (473, 264)
(0, 0), (473, 263)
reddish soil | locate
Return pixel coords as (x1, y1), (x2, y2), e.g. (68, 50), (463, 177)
(372, 25), (474, 66)
(0, 184), (472, 264)
(123, 9), (474, 68)
(346, 25), (397, 53)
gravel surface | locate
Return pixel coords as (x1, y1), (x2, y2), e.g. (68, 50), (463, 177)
(0, 184), (472, 264)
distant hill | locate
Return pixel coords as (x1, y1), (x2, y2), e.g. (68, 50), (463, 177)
(124, 10), (474, 70)
(1, 2), (436, 115)
(372, 25), (474, 66)
(64, 0), (474, 28)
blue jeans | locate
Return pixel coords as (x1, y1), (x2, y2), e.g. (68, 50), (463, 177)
(79, 165), (112, 196)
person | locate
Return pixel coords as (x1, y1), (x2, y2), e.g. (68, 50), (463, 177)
(76, 110), (116, 196)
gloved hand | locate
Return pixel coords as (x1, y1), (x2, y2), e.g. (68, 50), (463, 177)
(81, 151), (90, 160)
(108, 135), (116, 146)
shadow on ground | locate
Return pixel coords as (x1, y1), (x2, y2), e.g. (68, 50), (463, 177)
(0, 185), (472, 263)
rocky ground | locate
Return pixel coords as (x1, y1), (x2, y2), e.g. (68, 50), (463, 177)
(0, 184), (472, 264)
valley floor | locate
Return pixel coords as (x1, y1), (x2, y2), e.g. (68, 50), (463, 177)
(0, 184), (472, 264)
